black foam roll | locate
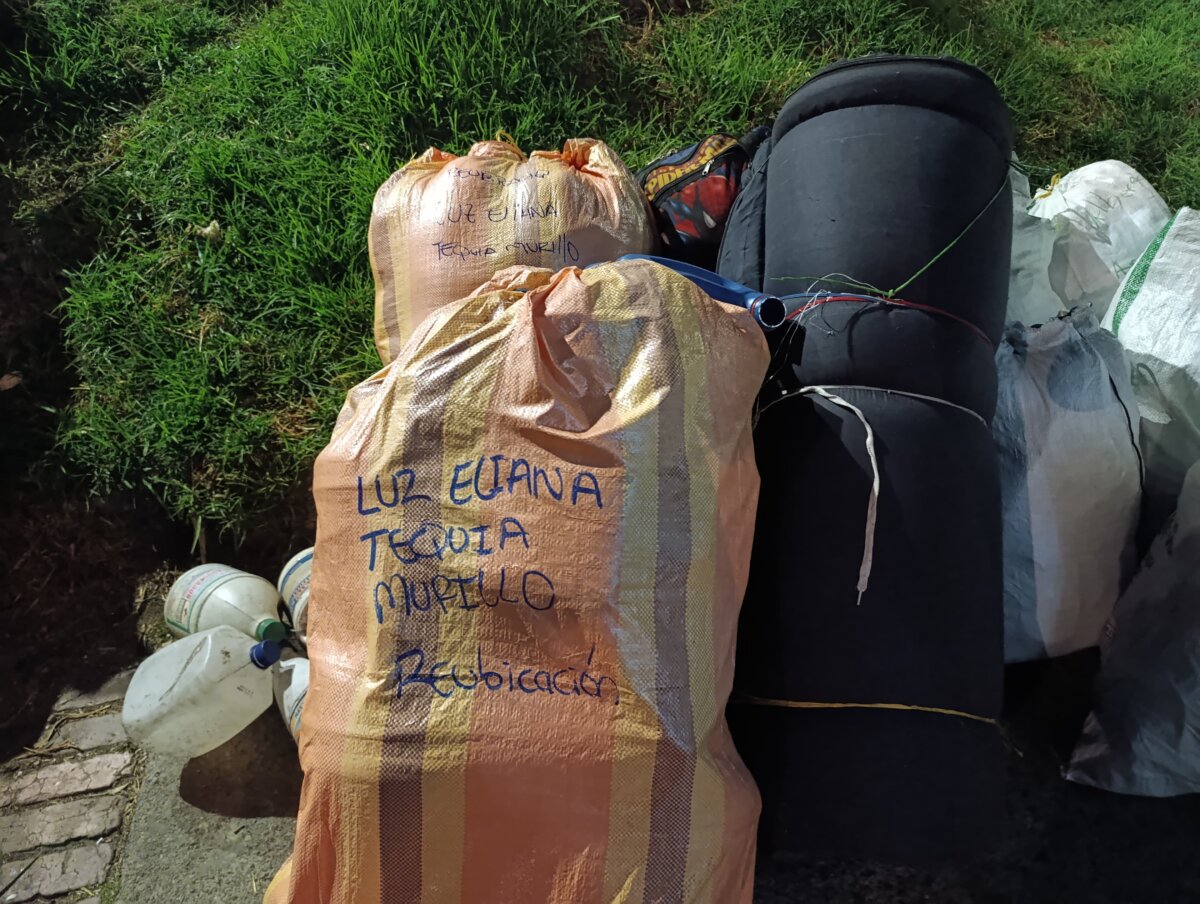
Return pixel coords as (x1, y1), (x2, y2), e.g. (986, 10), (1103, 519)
(771, 55), (1013, 153)
(717, 134), (771, 291)
(733, 387), (1005, 862)
(775, 300), (999, 420)
(763, 56), (1013, 345)
(727, 704), (1004, 864)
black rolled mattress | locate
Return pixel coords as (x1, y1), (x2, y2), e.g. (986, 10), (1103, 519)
(763, 55), (1014, 346)
(731, 386), (1005, 863)
(774, 300), (999, 420)
(729, 55), (1013, 863)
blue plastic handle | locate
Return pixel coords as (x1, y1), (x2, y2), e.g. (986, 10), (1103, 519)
(616, 254), (788, 329)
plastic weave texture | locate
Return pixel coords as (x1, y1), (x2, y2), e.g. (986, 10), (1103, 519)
(266, 258), (766, 904)
(370, 139), (655, 363)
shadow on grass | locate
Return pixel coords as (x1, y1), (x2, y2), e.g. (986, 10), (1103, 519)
(0, 145), (189, 760)
(0, 488), (185, 760)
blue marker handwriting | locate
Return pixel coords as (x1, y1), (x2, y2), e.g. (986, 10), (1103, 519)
(486, 202), (558, 223)
(356, 470), (432, 515)
(392, 644), (618, 705)
(359, 517), (529, 571)
(432, 240), (496, 262)
(372, 565), (555, 622)
(505, 236), (579, 264)
(449, 168), (549, 187)
(355, 456), (603, 517)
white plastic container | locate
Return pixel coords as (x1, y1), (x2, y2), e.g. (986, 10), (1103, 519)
(277, 547), (314, 645)
(165, 563), (286, 643)
(122, 625), (281, 757)
(273, 653), (310, 742)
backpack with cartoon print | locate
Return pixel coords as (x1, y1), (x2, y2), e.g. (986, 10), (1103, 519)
(637, 127), (769, 270)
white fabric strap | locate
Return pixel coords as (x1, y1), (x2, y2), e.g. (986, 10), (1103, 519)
(755, 382), (987, 428)
(807, 384), (988, 427)
(800, 387), (879, 605)
(754, 383), (987, 605)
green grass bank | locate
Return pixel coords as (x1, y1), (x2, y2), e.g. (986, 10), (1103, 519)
(6, 0), (1193, 540)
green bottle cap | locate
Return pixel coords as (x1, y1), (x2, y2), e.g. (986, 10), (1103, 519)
(255, 619), (287, 643)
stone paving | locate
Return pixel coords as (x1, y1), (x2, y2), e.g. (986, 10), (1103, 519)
(0, 671), (135, 903)
(1, 664), (302, 904)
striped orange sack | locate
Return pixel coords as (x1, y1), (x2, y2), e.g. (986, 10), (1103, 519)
(369, 137), (655, 363)
(265, 258), (766, 904)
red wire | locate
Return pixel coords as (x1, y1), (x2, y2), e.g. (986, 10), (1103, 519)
(787, 294), (993, 347)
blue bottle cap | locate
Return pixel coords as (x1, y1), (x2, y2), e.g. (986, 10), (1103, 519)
(250, 640), (282, 669)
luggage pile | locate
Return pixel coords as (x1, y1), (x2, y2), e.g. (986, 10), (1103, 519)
(117, 53), (1200, 904)
(718, 56), (1015, 862)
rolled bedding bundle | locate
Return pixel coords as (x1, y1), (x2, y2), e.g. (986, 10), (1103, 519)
(721, 54), (1014, 348)
(724, 55), (1013, 864)
(733, 386), (1004, 863)
(774, 296), (999, 420)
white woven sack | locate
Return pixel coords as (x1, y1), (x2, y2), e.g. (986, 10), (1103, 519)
(1102, 207), (1200, 537)
(994, 308), (1141, 662)
(1006, 166), (1063, 326)
(1067, 461), (1200, 797)
(1030, 160), (1170, 320)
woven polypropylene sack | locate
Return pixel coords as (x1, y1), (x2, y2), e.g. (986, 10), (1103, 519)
(994, 308), (1142, 662)
(1007, 161), (1063, 326)
(1067, 461), (1200, 797)
(1029, 160), (1171, 321)
(369, 138), (654, 363)
(266, 258), (767, 904)
(1102, 207), (1200, 541)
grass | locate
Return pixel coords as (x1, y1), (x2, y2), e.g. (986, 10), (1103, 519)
(1, 0), (265, 216)
(614, 0), (1200, 194)
(57, 0), (633, 540)
(5, 0), (1194, 540)
(0, 0), (263, 482)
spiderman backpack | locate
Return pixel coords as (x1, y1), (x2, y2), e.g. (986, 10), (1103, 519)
(637, 127), (769, 270)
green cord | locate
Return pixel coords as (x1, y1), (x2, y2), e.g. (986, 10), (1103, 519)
(886, 174), (1010, 296)
(773, 167), (1013, 299)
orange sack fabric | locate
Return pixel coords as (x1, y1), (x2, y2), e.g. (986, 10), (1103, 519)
(266, 258), (766, 904)
(370, 137), (655, 363)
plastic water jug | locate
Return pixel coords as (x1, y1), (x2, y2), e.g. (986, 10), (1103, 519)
(122, 625), (282, 757)
(273, 653), (310, 742)
(165, 563), (286, 642)
(277, 547), (313, 646)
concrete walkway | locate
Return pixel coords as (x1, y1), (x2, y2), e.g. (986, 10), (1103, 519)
(7, 658), (1200, 902)
(0, 673), (299, 904)
(1, 672), (135, 903)
(116, 712), (298, 904)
